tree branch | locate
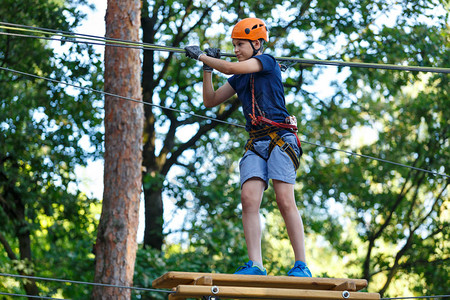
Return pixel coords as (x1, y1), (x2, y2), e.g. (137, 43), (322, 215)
(162, 97), (240, 174)
(0, 231), (17, 260)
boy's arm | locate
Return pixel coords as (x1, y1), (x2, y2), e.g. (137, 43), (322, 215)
(202, 73), (235, 108)
(184, 46), (238, 108)
(200, 55), (262, 75)
(185, 45), (262, 75)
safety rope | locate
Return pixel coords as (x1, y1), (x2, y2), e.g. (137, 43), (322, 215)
(0, 272), (449, 300)
(1, 22), (449, 73)
(0, 66), (236, 127)
(0, 272), (174, 294)
(1, 66), (448, 179)
(0, 292), (67, 300)
(249, 75), (266, 124)
(0, 22), (183, 53)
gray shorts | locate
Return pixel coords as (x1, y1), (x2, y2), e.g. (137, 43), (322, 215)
(239, 133), (301, 189)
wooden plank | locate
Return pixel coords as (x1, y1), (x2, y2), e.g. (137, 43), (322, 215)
(169, 287), (184, 300)
(194, 275), (213, 286)
(152, 272), (367, 291)
(174, 285), (380, 300)
(332, 281), (357, 291)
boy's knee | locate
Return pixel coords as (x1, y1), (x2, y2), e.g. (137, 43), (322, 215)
(241, 178), (265, 210)
(276, 195), (296, 212)
(241, 191), (258, 208)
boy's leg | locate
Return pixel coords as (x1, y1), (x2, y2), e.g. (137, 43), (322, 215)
(241, 178), (265, 265)
(272, 179), (306, 262)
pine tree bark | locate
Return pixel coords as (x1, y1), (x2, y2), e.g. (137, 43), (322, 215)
(92, 0), (143, 299)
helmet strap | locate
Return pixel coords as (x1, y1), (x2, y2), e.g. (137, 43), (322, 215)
(249, 40), (264, 56)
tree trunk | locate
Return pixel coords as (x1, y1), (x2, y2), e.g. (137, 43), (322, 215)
(0, 186), (39, 298)
(17, 223), (40, 298)
(92, 0), (143, 299)
(17, 200), (39, 299)
(141, 12), (164, 250)
(143, 186), (164, 249)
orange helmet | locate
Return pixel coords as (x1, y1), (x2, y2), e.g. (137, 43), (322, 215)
(231, 18), (269, 42)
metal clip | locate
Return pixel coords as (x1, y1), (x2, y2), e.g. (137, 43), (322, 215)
(281, 141), (290, 152)
(342, 291), (350, 299)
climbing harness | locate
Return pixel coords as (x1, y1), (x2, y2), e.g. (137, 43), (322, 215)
(248, 75), (301, 147)
(245, 125), (302, 170)
(245, 75), (303, 170)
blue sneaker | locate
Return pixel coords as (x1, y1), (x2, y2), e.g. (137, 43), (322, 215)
(234, 260), (267, 275)
(288, 261), (312, 277)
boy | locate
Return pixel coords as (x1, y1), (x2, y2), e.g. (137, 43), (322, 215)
(185, 17), (311, 277)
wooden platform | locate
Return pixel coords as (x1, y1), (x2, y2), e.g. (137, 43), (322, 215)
(152, 271), (380, 300)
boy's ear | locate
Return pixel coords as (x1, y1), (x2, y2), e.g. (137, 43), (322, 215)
(253, 39), (261, 49)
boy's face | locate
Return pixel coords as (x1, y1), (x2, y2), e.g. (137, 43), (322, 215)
(232, 38), (260, 61)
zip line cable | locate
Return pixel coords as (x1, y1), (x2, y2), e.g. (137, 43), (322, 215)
(0, 66), (237, 128)
(0, 272), (174, 295)
(1, 65), (449, 179)
(1, 22), (450, 73)
(0, 272), (449, 300)
(0, 22), (186, 54)
(1, 24), (448, 177)
(0, 291), (67, 300)
(0, 31), (145, 50)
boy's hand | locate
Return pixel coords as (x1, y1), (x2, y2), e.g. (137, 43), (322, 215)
(205, 48), (221, 59)
(185, 46), (205, 60)
(203, 48), (221, 72)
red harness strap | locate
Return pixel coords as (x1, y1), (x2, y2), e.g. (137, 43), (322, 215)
(249, 75), (265, 122)
(248, 75), (301, 148)
(249, 115), (302, 149)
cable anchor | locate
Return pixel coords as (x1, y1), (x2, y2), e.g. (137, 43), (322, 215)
(211, 286), (219, 294)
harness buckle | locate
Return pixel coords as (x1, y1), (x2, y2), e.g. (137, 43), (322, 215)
(280, 141), (290, 152)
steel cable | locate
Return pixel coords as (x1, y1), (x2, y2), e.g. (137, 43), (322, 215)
(1, 22), (449, 73)
(1, 66), (448, 179)
(0, 272), (174, 294)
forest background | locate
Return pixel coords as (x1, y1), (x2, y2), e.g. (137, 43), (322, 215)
(0, 0), (448, 299)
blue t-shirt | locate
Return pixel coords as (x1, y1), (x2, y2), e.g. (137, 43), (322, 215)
(228, 54), (289, 132)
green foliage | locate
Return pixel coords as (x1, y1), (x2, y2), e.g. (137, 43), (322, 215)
(145, 0), (449, 297)
(165, 124), (249, 266)
(290, 1), (449, 294)
(134, 246), (218, 299)
(1, 0), (448, 298)
(0, 0), (102, 298)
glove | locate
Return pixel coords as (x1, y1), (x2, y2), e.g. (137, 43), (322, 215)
(205, 48), (221, 59)
(203, 48), (221, 72)
(185, 45), (204, 60)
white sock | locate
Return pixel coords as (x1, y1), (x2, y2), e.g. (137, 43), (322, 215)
(252, 261), (264, 270)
